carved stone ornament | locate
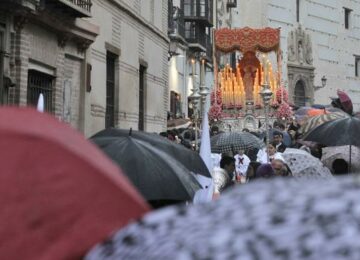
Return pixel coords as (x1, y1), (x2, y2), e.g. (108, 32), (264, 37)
(287, 25), (313, 65)
(14, 16), (29, 32)
(58, 33), (70, 48)
(77, 39), (92, 53)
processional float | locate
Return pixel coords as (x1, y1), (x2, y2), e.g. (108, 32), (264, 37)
(209, 27), (292, 131)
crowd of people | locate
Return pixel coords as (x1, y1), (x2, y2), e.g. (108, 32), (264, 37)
(161, 117), (350, 199)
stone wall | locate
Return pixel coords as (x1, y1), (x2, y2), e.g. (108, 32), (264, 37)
(88, 0), (169, 136)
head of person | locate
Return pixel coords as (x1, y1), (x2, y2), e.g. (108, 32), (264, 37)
(242, 128), (250, 133)
(255, 163), (275, 179)
(211, 125), (219, 136)
(273, 131), (283, 145)
(237, 149), (245, 156)
(332, 159), (349, 175)
(220, 156), (236, 176)
(271, 159), (286, 176)
(246, 161), (261, 182)
(277, 123), (285, 131)
(266, 142), (277, 156)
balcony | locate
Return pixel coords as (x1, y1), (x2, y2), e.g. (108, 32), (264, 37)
(226, 0), (237, 9)
(183, 0), (213, 27)
(185, 22), (206, 52)
(168, 6), (186, 43)
(44, 0), (92, 17)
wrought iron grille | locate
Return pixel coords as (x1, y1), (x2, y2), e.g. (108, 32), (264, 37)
(66, 0), (92, 12)
(27, 70), (54, 112)
(106, 52), (116, 128)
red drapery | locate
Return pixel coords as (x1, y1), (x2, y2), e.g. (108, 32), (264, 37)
(215, 27), (280, 53)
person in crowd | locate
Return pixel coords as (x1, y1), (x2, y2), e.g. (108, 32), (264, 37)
(213, 156), (236, 196)
(255, 163), (275, 179)
(332, 159), (349, 175)
(273, 131), (287, 152)
(257, 142), (285, 164)
(287, 116), (300, 132)
(234, 149), (250, 182)
(271, 158), (291, 177)
(210, 125), (219, 136)
(245, 161), (261, 182)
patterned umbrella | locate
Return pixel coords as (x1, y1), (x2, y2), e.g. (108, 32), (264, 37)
(298, 111), (347, 135)
(282, 148), (332, 179)
(86, 176), (360, 259)
(337, 90), (353, 115)
(322, 145), (360, 173)
(210, 132), (264, 154)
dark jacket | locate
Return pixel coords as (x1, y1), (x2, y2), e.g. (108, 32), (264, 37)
(276, 143), (287, 153)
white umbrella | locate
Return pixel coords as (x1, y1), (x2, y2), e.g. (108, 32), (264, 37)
(283, 148), (332, 179)
(86, 176), (360, 259)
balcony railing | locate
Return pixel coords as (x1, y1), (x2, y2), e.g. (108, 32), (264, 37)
(65, 0), (91, 12)
(45, 0), (92, 17)
(183, 0), (213, 27)
(185, 23), (206, 51)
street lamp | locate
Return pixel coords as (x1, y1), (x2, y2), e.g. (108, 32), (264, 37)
(259, 83), (273, 162)
(314, 75), (327, 90)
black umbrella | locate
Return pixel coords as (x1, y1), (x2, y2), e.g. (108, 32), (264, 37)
(92, 128), (211, 177)
(303, 116), (360, 172)
(210, 132), (264, 154)
(91, 132), (201, 201)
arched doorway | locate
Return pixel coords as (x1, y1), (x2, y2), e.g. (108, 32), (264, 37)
(294, 80), (306, 107)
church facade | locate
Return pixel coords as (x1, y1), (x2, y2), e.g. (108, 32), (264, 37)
(230, 0), (360, 110)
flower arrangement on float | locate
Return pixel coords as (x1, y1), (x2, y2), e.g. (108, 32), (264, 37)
(208, 104), (222, 121)
(275, 102), (293, 120)
(275, 87), (289, 103)
(210, 90), (222, 105)
(270, 100), (280, 109)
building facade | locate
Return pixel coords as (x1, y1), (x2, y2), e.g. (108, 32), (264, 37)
(230, 0), (360, 110)
(0, 0), (98, 131)
(87, 0), (169, 136)
(168, 0), (214, 121)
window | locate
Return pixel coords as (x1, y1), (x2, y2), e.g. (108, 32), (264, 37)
(185, 21), (196, 39)
(184, 0), (196, 16)
(106, 52), (116, 128)
(355, 55), (360, 77)
(294, 80), (306, 107)
(27, 70), (54, 112)
(344, 8), (352, 29)
(170, 91), (182, 119)
(296, 0), (300, 22)
(139, 65), (146, 131)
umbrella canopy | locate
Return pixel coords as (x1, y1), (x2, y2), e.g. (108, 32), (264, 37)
(337, 90), (353, 115)
(167, 118), (192, 130)
(91, 132), (201, 201)
(282, 148), (332, 179)
(298, 111), (347, 135)
(303, 116), (360, 146)
(86, 176), (360, 259)
(0, 107), (149, 260)
(322, 145), (360, 173)
(210, 132), (264, 154)
(92, 128), (210, 177)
